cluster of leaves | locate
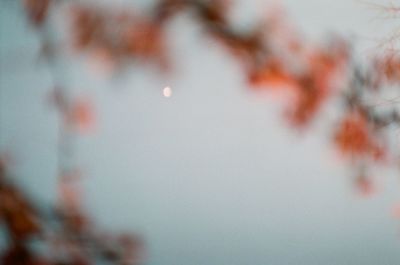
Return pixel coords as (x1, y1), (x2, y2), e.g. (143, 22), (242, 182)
(333, 54), (400, 194)
(47, 89), (95, 133)
(0, 159), (145, 265)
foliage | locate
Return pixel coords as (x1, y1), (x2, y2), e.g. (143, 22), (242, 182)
(1, 0), (400, 263)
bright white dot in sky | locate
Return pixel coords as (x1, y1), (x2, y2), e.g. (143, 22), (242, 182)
(163, 86), (172, 98)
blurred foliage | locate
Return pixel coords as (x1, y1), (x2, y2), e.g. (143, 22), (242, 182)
(1, 0), (400, 262)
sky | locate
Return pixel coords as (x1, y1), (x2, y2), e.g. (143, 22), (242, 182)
(1, 0), (400, 264)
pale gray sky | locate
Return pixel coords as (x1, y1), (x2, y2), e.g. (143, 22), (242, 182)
(1, 1), (400, 264)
